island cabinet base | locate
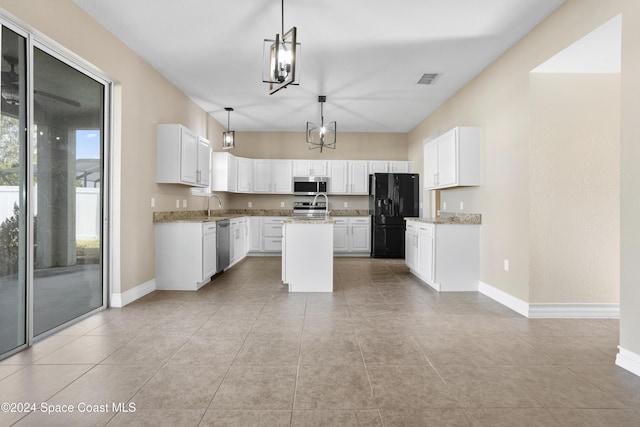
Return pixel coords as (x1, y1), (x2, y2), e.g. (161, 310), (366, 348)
(282, 221), (334, 292)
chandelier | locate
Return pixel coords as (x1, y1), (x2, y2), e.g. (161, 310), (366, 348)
(262, 0), (301, 95)
(306, 96), (336, 152)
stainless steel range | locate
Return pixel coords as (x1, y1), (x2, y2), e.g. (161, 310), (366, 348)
(292, 201), (327, 218)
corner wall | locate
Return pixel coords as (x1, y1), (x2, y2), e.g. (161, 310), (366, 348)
(529, 73), (620, 303)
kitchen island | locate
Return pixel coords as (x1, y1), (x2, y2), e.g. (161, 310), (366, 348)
(282, 217), (335, 292)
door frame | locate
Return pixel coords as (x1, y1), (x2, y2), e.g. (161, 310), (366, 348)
(0, 11), (114, 358)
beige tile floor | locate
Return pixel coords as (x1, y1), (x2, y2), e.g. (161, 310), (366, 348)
(1, 257), (639, 426)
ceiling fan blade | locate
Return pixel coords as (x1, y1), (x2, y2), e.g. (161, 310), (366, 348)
(34, 89), (81, 108)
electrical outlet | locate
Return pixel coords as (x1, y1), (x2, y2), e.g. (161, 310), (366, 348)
(150, 197), (155, 208)
(504, 259), (510, 271)
(443, 202), (447, 210)
(343, 202), (348, 208)
(460, 201), (464, 210)
(280, 201), (285, 208)
(182, 199), (187, 208)
(248, 201), (253, 208)
(175, 199), (180, 208)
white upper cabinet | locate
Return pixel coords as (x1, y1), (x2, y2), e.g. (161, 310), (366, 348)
(423, 126), (480, 190)
(157, 124), (210, 187)
(328, 161), (348, 193)
(272, 160), (293, 193)
(211, 155), (409, 194)
(237, 157), (252, 192)
(252, 160), (271, 193)
(390, 161), (411, 173)
(368, 161), (411, 175)
(423, 140), (439, 188)
(253, 159), (292, 193)
(328, 161), (368, 194)
(211, 151), (237, 192)
(197, 136), (211, 187)
(368, 161), (388, 174)
(293, 160), (328, 177)
(349, 161), (369, 194)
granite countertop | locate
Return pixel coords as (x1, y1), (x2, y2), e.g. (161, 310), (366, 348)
(405, 212), (482, 225)
(282, 218), (336, 224)
(154, 209), (369, 223)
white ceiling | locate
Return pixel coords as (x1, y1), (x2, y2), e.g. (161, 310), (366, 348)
(73, 0), (566, 133)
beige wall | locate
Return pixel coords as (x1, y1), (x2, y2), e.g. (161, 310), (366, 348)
(619, 0), (640, 360)
(226, 131), (408, 161)
(529, 73), (620, 303)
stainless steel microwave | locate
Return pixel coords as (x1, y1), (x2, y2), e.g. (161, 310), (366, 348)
(293, 176), (329, 195)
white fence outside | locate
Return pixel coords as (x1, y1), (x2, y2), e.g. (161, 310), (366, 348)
(0, 186), (100, 241)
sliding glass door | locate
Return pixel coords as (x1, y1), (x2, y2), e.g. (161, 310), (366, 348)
(0, 19), (110, 359)
(32, 46), (106, 336)
(0, 26), (27, 357)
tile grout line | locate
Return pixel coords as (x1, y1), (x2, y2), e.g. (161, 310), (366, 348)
(196, 274), (262, 424)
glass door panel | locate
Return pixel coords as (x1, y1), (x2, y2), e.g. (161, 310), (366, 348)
(0, 27), (27, 356)
(32, 47), (105, 336)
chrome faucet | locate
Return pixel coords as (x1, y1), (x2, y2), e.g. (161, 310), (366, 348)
(312, 192), (330, 218)
(207, 193), (222, 217)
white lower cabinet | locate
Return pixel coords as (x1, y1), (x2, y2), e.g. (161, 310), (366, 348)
(333, 217), (371, 254)
(405, 222), (418, 271)
(282, 221), (334, 292)
(202, 224), (217, 279)
(405, 220), (479, 291)
(262, 217), (285, 252)
(333, 219), (349, 252)
(249, 217), (263, 252)
(228, 217), (250, 267)
(155, 221), (217, 290)
(417, 224), (434, 284)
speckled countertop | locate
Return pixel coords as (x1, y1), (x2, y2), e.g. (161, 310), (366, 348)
(282, 218), (336, 224)
(405, 212), (482, 225)
(153, 209), (368, 223)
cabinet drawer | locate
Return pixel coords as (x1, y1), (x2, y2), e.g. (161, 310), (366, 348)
(203, 222), (217, 233)
(263, 238), (283, 251)
(350, 217), (370, 224)
(263, 224), (283, 237)
(418, 223), (434, 237)
(333, 218), (349, 225)
(406, 222), (417, 232)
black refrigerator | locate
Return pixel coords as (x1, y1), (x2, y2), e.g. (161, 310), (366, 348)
(369, 173), (419, 258)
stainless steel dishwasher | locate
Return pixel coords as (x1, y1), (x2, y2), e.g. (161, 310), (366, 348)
(216, 220), (230, 273)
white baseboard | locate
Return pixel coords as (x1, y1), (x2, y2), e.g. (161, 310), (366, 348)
(478, 281), (619, 319)
(529, 303), (619, 318)
(110, 279), (156, 308)
(478, 281), (529, 317)
(616, 347), (640, 378)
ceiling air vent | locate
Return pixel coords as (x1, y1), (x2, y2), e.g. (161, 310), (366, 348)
(417, 73), (440, 85)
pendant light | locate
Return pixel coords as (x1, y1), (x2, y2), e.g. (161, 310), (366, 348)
(306, 96), (336, 153)
(262, 0), (300, 95)
(222, 107), (235, 150)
